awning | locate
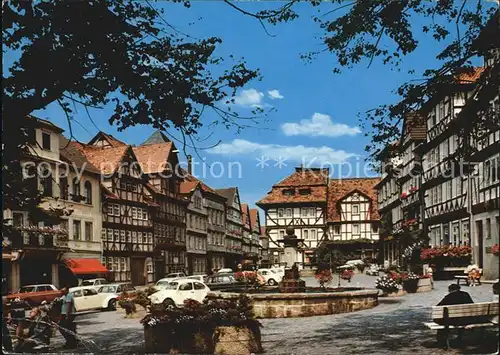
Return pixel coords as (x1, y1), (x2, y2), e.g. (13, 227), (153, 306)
(65, 258), (109, 275)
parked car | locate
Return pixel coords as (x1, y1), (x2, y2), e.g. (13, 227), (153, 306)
(270, 268), (285, 279)
(204, 273), (246, 291)
(258, 269), (282, 286)
(164, 272), (187, 280)
(148, 279), (210, 308)
(80, 278), (109, 290)
(7, 284), (62, 306)
(69, 286), (117, 312)
(96, 283), (137, 310)
(216, 268), (233, 274)
(186, 275), (207, 283)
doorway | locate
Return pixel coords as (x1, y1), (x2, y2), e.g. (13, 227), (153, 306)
(130, 258), (145, 286)
(475, 220), (483, 267)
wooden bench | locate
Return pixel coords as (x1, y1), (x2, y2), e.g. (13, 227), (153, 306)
(424, 302), (499, 349)
(455, 268), (482, 286)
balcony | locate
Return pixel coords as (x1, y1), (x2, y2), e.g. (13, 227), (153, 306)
(8, 226), (69, 249)
(155, 237), (186, 249)
(428, 114), (452, 141)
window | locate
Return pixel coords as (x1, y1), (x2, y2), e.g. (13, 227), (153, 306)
(40, 166), (52, 197)
(352, 205), (359, 214)
(84, 181), (92, 204)
(301, 208), (307, 217)
(282, 189), (294, 196)
(113, 204), (120, 216)
(485, 218), (491, 239)
(179, 282), (193, 291)
(278, 209), (284, 218)
(279, 230), (285, 239)
(334, 225), (340, 234)
(42, 132), (51, 150)
(311, 229), (316, 240)
(58, 177), (69, 200)
(13, 213), (24, 227)
(352, 224), (360, 235)
(84, 222), (93, 241)
(72, 290), (83, 298)
(73, 220), (81, 240)
(286, 208), (292, 217)
(372, 225), (378, 233)
(304, 230), (309, 240)
(132, 207), (137, 219)
(309, 207), (315, 216)
(72, 178), (80, 201)
(83, 289), (98, 296)
(299, 189), (311, 195)
(194, 282), (205, 290)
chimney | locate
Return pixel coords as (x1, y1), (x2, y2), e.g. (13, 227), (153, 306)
(187, 155), (192, 175)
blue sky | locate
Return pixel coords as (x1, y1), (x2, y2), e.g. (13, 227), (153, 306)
(17, 2), (471, 212)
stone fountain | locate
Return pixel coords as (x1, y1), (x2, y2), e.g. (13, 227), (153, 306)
(277, 227), (306, 293)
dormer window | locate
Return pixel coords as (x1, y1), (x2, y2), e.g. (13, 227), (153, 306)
(282, 189), (295, 196)
(42, 131), (51, 150)
(299, 188), (311, 195)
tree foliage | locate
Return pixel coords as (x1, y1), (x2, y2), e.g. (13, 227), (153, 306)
(2, 0), (260, 218)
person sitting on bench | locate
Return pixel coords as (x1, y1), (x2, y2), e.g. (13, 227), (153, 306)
(466, 264), (481, 286)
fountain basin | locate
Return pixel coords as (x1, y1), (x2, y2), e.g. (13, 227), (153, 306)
(207, 288), (379, 318)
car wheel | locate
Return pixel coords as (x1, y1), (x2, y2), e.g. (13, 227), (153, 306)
(107, 299), (117, 311)
(162, 298), (176, 310)
(268, 279), (277, 286)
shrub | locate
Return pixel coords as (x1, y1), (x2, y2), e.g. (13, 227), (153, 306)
(134, 290), (151, 310)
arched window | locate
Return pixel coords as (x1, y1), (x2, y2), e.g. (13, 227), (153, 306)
(72, 178), (80, 202)
(84, 181), (92, 204)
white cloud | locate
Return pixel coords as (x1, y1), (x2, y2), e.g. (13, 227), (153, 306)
(208, 138), (357, 165)
(267, 89), (284, 100)
(281, 112), (361, 137)
(233, 89), (265, 108)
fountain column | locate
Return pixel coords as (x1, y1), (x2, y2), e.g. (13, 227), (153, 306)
(277, 227), (306, 293)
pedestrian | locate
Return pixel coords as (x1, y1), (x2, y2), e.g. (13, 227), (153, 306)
(59, 286), (77, 349)
(2, 296), (13, 352)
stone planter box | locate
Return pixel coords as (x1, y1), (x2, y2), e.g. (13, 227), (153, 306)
(207, 289), (379, 318)
(214, 326), (263, 355)
(416, 277), (433, 293)
(144, 325), (262, 354)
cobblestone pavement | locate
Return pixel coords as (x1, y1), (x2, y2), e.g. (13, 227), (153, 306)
(47, 275), (498, 354)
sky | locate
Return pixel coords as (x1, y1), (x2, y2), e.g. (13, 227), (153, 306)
(14, 1), (479, 215)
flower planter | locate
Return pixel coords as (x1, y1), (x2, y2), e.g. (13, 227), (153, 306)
(379, 289), (406, 297)
(213, 326), (263, 355)
(416, 277), (433, 293)
(402, 279), (419, 293)
(144, 325), (213, 353)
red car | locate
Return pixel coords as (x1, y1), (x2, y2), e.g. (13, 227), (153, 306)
(6, 284), (63, 306)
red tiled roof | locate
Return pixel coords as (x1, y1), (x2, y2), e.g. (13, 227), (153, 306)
(101, 184), (119, 200)
(241, 203), (250, 225)
(179, 180), (199, 195)
(74, 143), (129, 175)
(249, 209), (260, 230)
(327, 178), (381, 222)
(455, 67), (485, 84)
(179, 168), (218, 195)
(132, 143), (173, 174)
(257, 167), (329, 205)
(89, 131), (127, 148)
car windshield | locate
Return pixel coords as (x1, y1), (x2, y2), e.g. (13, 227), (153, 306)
(19, 286), (36, 293)
(81, 281), (94, 286)
(156, 281), (170, 287)
(100, 286), (117, 293)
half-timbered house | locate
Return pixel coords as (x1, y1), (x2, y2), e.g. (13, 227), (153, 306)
(241, 204), (253, 261)
(256, 167), (329, 265)
(215, 187), (244, 268)
(78, 133), (157, 285)
(133, 132), (188, 278)
(180, 180), (208, 275)
(326, 178), (380, 259)
(249, 209), (262, 261)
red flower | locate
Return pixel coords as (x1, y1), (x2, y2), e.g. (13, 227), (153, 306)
(492, 244), (499, 256)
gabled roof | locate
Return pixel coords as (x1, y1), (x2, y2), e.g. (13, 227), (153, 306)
(88, 131), (127, 148)
(179, 180), (200, 195)
(179, 168), (219, 195)
(142, 130), (171, 145)
(327, 178), (381, 222)
(241, 203), (250, 226)
(402, 112), (426, 142)
(249, 209), (260, 230)
(73, 142), (131, 175)
(454, 67), (485, 84)
(132, 142), (173, 174)
(28, 116), (64, 133)
(59, 137), (100, 174)
(257, 167), (329, 206)
(215, 187), (237, 203)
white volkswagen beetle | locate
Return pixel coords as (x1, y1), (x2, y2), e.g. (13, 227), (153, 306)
(258, 269), (282, 286)
(148, 279), (210, 308)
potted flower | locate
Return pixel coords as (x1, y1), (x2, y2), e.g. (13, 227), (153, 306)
(400, 192), (408, 199)
(340, 269), (355, 283)
(314, 269), (333, 289)
(401, 272), (420, 293)
(375, 275), (400, 295)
